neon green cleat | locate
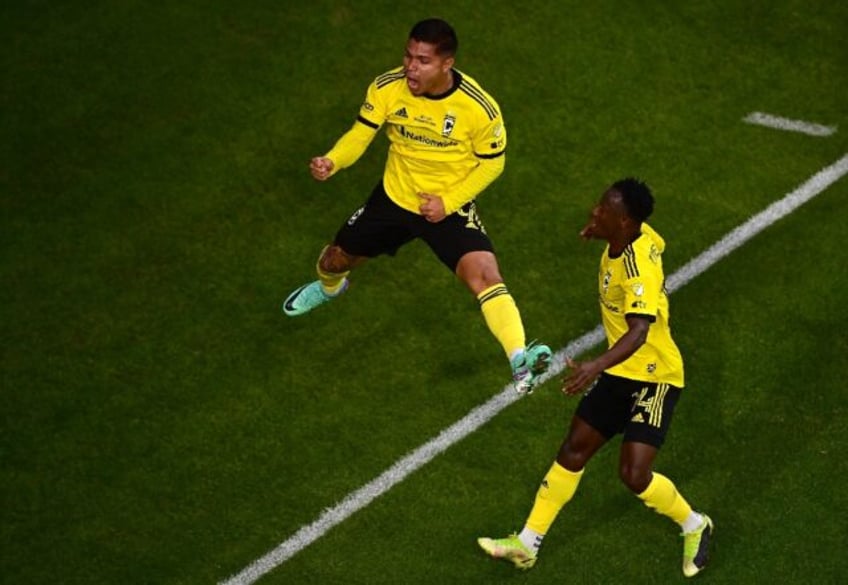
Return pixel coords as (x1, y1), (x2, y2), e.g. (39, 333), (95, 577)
(682, 514), (714, 577)
(282, 279), (348, 316)
(477, 534), (537, 569)
(511, 342), (552, 394)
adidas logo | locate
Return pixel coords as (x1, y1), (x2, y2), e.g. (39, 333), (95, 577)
(541, 479), (549, 489)
(394, 107), (408, 118)
(631, 412), (645, 423)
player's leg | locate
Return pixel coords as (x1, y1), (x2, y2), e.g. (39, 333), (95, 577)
(628, 449), (714, 578)
(457, 250), (539, 385)
(479, 376), (624, 567)
(283, 242), (362, 317)
(525, 416), (607, 538)
(479, 373), (630, 564)
(467, 256), (551, 393)
(423, 202), (549, 393)
(515, 391), (618, 553)
(282, 248), (354, 316)
(621, 384), (713, 577)
(478, 415), (607, 568)
(316, 245), (358, 294)
(283, 182), (411, 316)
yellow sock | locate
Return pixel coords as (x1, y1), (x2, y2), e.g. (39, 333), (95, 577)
(316, 248), (349, 295)
(637, 472), (693, 524)
(526, 462), (584, 535)
(477, 283), (525, 359)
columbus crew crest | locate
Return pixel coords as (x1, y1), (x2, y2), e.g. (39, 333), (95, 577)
(602, 269), (612, 294)
(442, 113), (456, 137)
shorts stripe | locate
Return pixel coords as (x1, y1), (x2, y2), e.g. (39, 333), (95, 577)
(649, 383), (669, 427)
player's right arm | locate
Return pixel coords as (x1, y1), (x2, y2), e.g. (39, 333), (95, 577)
(314, 76), (388, 180)
(562, 315), (650, 395)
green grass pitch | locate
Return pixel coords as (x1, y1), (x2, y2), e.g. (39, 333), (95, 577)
(2, 1), (847, 584)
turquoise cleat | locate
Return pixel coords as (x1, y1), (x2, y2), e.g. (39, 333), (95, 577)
(282, 279), (348, 316)
(511, 342), (552, 394)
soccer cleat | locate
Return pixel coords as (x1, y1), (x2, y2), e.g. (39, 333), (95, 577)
(526, 341), (552, 376)
(511, 342), (552, 394)
(477, 534), (537, 569)
(511, 353), (533, 394)
(282, 279), (348, 316)
(682, 514), (714, 577)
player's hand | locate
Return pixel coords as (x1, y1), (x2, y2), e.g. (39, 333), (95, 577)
(562, 357), (600, 395)
(310, 157), (335, 181)
(417, 192), (447, 222)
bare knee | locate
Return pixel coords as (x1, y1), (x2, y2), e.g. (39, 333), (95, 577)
(618, 462), (652, 493)
(555, 417), (606, 472)
(556, 436), (595, 471)
(618, 442), (657, 493)
(456, 251), (503, 293)
(557, 447), (590, 471)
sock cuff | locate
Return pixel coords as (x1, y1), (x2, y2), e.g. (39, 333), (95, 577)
(317, 265), (347, 280)
(551, 461), (584, 480)
(637, 472), (665, 501)
(477, 283), (509, 305)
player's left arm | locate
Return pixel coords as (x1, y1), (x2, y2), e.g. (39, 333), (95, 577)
(439, 114), (507, 214)
(564, 263), (661, 395)
(418, 155), (504, 220)
(440, 155), (505, 215)
(563, 316), (651, 395)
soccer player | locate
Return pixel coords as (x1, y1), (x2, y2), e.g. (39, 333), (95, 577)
(478, 179), (713, 577)
(282, 18), (550, 393)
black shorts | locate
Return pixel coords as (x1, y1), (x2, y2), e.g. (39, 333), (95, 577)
(333, 181), (495, 271)
(575, 372), (682, 449)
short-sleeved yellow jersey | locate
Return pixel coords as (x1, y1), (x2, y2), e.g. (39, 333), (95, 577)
(355, 67), (506, 214)
(598, 223), (684, 387)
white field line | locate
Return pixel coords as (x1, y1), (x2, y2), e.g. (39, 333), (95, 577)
(743, 111), (837, 136)
(220, 153), (848, 585)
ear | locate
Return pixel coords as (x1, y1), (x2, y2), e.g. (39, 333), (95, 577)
(442, 56), (455, 72)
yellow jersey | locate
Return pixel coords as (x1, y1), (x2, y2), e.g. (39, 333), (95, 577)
(598, 223), (685, 387)
(325, 67), (506, 215)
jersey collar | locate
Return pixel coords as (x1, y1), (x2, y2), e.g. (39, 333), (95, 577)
(423, 69), (462, 100)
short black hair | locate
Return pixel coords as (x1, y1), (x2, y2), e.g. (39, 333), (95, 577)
(409, 18), (458, 57)
(612, 177), (654, 223)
